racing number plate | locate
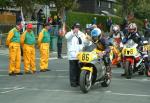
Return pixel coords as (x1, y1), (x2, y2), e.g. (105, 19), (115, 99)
(143, 45), (150, 51)
(123, 48), (137, 56)
(79, 53), (92, 62)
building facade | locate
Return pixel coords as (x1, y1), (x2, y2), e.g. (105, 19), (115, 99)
(77, 0), (116, 15)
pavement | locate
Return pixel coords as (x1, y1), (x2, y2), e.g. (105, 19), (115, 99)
(0, 48), (150, 103)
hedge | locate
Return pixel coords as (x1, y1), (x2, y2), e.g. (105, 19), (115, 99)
(65, 11), (143, 32)
(50, 11), (143, 32)
(66, 11), (123, 31)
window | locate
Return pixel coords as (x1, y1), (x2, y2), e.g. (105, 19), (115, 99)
(108, 2), (112, 8)
(97, 0), (101, 7)
(98, 1), (101, 7)
(49, 3), (56, 8)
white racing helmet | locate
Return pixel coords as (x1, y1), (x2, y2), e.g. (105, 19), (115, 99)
(112, 24), (120, 33)
(128, 23), (137, 32)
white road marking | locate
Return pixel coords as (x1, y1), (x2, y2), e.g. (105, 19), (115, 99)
(54, 70), (68, 72)
(0, 75), (9, 77)
(0, 53), (8, 56)
(112, 78), (150, 82)
(0, 87), (25, 94)
(0, 86), (19, 90)
(105, 91), (150, 97)
(38, 75), (68, 78)
(23, 88), (80, 93)
(36, 56), (67, 60)
(16, 87), (150, 97)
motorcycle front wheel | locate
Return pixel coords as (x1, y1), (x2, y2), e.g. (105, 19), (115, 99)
(80, 70), (92, 93)
(125, 61), (132, 79)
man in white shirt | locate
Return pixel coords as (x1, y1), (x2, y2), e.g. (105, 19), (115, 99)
(65, 23), (88, 87)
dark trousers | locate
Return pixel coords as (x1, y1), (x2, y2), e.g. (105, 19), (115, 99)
(69, 60), (80, 85)
(103, 54), (111, 66)
(21, 47), (23, 56)
(57, 43), (62, 57)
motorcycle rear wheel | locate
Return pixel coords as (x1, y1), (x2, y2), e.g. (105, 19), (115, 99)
(101, 76), (111, 87)
(101, 66), (111, 87)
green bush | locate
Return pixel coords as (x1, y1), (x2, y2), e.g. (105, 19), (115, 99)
(130, 18), (143, 28)
(50, 11), (57, 17)
(50, 11), (143, 32)
(66, 11), (123, 31)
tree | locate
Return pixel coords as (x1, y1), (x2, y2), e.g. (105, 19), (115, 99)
(13, 0), (36, 16)
(0, 0), (11, 9)
(116, 0), (150, 19)
(54, 0), (78, 24)
(1, 0), (77, 21)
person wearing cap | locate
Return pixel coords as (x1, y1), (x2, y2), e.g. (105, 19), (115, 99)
(6, 23), (23, 76)
(21, 23), (36, 74)
(65, 23), (89, 87)
(38, 23), (51, 72)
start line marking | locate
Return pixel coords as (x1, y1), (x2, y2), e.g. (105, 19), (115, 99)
(104, 91), (150, 97)
(0, 86), (25, 94)
(7, 87), (150, 97)
(0, 86), (150, 97)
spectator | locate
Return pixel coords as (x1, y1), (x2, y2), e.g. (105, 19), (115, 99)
(121, 17), (129, 37)
(65, 23), (88, 87)
(48, 16), (53, 24)
(57, 28), (64, 59)
(106, 17), (112, 31)
(31, 10), (36, 21)
(0, 32), (2, 46)
(144, 19), (150, 41)
(57, 16), (63, 59)
(52, 15), (58, 25)
(92, 17), (97, 25)
(57, 15), (62, 27)
(17, 14), (22, 23)
(37, 9), (45, 34)
(97, 23), (104, 30)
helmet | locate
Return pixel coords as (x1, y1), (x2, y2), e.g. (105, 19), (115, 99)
(128, 23), (137, 33)
(27, 23), (33, 29)
(91, 28), (101, 37)
(112, 24), (120, 33)
(72, 22), (80, 29)
(91, 28), (101, 43)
